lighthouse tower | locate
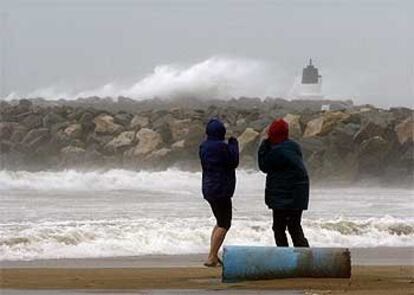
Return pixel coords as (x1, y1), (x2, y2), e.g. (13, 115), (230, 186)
(298, 58), (323, 99)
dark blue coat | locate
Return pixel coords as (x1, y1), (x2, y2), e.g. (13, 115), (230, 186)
(199, 119), (239, 201)
(258, 139), (309, 210)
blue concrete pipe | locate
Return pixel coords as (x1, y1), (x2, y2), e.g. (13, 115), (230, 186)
(222, 246), (351, 282)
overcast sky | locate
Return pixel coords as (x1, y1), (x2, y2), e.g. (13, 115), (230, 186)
(1, 0), (413, 107)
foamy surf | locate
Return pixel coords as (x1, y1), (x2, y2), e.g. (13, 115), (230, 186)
(1, 169), (413, 261)
(0, 216), (413, 261)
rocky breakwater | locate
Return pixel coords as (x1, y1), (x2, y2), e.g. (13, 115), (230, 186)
(0, 98), (412, 185)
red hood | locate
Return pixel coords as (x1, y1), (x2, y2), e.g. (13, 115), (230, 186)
(268, 119), (289, 145)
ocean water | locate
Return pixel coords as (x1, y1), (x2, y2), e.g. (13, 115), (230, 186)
(0, 169), (413, 261)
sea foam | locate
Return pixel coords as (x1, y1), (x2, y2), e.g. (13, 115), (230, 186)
(0, 215), (413, 261)
(1, 169), (413, 261)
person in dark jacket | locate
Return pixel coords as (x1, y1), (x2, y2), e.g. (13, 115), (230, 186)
(199, 118), (239, 267)
(258, 118), (310, 247)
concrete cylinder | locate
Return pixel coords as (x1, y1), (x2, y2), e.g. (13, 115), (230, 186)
(222, 246), (351, 282)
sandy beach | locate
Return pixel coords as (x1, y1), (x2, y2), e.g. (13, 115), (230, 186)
(1, 247), (413, 294)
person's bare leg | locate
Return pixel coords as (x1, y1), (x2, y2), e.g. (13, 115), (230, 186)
(206, 226), (227, 264)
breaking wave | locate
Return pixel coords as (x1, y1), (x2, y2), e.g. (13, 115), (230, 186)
(1, 216), (413, 261)
(5, 57), (280, 101)
(1, 169), (413, 260)
(0, 169), (204, 194)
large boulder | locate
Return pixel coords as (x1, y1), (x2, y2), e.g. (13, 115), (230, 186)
(60, 146), (86, 165)
(114, 112), (133, 127)
(152, 114), (174, 144)
(9, 126), (29, 143)
(171, 140), (185, 150)
(105, 131), (135, 150)
(353, 121), (388, 144)
(170, 123), (205, 151)
(130, 115), (149, 129)
(18, 99), (33, 109)
(21, 128), (50, 146)
(64, 124), (83, 139)
(249, 117), (271, 132)
(358, 136), (390, 175)
(42, 112), (65, 128)
(169, 119), (192, 142)
(133, 128), (163, 156)
(145, 147), (172, 161)
(0, 122), (19, 140)
(238, 128), (259, 153)
(327, 123), (360, 156)
(86, 133), (114, 147)
(283, 114), (302, 138)
(21, 114), (43, 129)
(303, 111), (350, 138)
(395, 117), (413, 145)
(0, 140), (14, 153)
(21, 128), (50, 150)
(14, 99), (33, 115)
(93, 114), (123, 135)
(390, 107), (413, 122)
(79, 112), (96, 132)
(50, 121), (70, 135)
(298, 137), (326, 159)
(67, 108), (90, 121)
(61, 145), (86, 155)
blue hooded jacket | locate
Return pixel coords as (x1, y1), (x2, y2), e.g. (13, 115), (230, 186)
(199, 119), (239, 201)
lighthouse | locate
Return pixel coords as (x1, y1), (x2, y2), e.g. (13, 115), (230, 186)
(298, 58), (323, 99)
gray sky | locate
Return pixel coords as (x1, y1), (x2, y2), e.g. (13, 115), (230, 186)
(1, 0), (413, 107)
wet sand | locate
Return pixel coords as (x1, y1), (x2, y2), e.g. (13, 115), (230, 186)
(1, 248), (413, 294)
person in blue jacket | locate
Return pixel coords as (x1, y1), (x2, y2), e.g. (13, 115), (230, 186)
(258, 118), (310, 247)
(199, 118), (239, 267)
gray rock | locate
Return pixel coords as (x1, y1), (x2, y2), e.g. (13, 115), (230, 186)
(395, 117), (413, 145)
(353, 122), (387, 144)
(43, 112), (65, 128)
(303, 111), (350, 138)
(114, 112), (133, 126)
(238, 128), (259, 153)
(64, 124), (83, 139)
(327, 123), (359, 154)
(298, 137), (326, 159)
(171, 140), (185, 150)
(50, 121), (70, 135)
(0, 122), (19, 140)
(19, 99), (33, 109)
(93, 114), (123, 135)
(0, 140), (14, 153)
(130, 115), (149, 129)
(105, 131), (135, 150)
(79, 112), (96, 132)
(169, 119), (192, 142)
(21, 114), (43, 129)
(9, 126), (29, 143)
(358, 136), (391, 176)
(60, 146), (86, 165)
(22, 128), (50, 146)
(283, 114), (302, 138)
(145, 147), (172, 161)
(249, 117), (271, 132)
(86, 133), (114, 147)
(133, 128), (163, 156)
(177, 123), (205, 150)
